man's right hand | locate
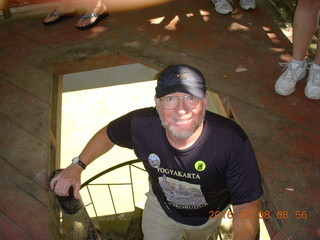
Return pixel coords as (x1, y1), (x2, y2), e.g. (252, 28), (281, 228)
(50, 164), (83, 199)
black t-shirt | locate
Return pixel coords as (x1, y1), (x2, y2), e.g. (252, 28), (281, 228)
(107, 107), (263, 226)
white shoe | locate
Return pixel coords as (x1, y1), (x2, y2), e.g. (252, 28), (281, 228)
(211, 0), (233, 14)
(305, 63), (320, 100)
(274, 62), (307, 96)
(239, 0), (256, 10)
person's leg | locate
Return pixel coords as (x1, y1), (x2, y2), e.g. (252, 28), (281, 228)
(292, 0), (320, 61)
(313, 21), (320, 66)
(56, 0), (77, 12)
(142, 189), (185, 240)
(300, 2), (320, 100)
(182, 206), (228, 240)
(183, 219), (222, 240)
(304, 20), (320, 100)
(274, 0), (320, 96)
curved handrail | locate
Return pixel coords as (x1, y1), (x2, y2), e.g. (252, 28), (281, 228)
(80, 159), (142, 188)
(79, 159), (146, 218)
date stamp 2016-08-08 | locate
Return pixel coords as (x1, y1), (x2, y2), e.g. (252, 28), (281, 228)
(208, 210), (308, 220)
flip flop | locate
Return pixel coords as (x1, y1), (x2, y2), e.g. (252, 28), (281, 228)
(75, 12), (108, 30)
(42, 9), (77, 26)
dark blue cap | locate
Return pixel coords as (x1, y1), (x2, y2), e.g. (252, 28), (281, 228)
(155, 64), (207, 99)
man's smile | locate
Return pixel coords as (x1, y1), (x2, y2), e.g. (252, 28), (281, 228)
(173, 117), (192, 123)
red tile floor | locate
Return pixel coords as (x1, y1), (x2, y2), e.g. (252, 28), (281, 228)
(0, 0), (319, 239)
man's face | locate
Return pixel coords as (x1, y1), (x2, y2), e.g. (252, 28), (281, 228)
(155, 92), (208, 140)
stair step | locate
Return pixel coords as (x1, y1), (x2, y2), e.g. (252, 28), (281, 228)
(92, 209), (141, 240)
(124, 207), (143, 240)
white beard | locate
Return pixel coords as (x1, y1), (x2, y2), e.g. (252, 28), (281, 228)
(158, 108), (205, 140)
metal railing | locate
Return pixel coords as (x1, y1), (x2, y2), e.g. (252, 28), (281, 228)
(80, 159), (145, 217)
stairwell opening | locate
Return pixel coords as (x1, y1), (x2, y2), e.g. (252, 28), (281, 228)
(59, 63), (228, 216)
(61, 63), (157, 216)
(50, 55), (270, 239)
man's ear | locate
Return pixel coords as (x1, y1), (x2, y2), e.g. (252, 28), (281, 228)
(154, 96), (158, 106)
(204, 92), (209, 109)
(154, 96), (160, 111)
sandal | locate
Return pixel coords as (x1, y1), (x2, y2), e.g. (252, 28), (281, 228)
(75, 12), (108, 30)
(42, 9), (77, 26)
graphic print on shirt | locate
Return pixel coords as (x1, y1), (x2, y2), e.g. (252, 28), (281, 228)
(159, 175), (208, 209)
(148, 153), (161, 168)
(148, 153), (208, 209)
(194, 160), (206, 171)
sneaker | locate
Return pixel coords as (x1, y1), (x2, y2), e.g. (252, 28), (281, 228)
(305, 63), (320, 100)
(239, 0), (256, 10)
(274, 62), (307, 96)
(211, 0), (233, 14)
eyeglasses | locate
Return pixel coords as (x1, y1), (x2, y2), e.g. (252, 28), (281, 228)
(159, 95), (201, 110)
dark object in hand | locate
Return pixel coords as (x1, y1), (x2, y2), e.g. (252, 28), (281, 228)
(49, 169), (83, 215)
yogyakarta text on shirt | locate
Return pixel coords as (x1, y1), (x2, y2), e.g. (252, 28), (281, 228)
(156, 167), (201, 180)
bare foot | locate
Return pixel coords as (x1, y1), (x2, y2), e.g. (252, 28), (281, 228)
(43, 8), (77, 25)
(75, 12), (108, 30)
(75, 13), (99, 28)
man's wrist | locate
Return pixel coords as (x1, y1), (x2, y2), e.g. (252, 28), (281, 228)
(71, 157), (86, 170)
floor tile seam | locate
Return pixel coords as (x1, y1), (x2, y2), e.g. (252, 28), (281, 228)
(0, 209), (34, 238)
(265, 182), (320, 211)
(0, 156), (49, 204)
(0, 112), (51, 145)
(255, 149), (320, 178)
(0, 63), (52, 105)
(0, 32), (63, 78)
(0, 181), (48, 239)
(90, 25), (221, 68)
(99, 24), (188, 49)
(102, 25), (222, 64)
(228, 95), (320, 136)
(257, 126), (320, 156)
(0, 22), (63, 55)
(20, 184), (49, 207)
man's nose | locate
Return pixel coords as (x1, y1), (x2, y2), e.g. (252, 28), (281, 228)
(175, 99), (188, 113)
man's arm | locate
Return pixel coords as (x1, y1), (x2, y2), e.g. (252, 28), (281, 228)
(232, 198), (261, 240)
(50, 125), (115, 199)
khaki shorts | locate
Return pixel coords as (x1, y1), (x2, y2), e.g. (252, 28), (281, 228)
(142, 187), (226, 240)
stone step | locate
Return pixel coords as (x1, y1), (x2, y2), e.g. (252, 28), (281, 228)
(91, 208), (143, 240)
